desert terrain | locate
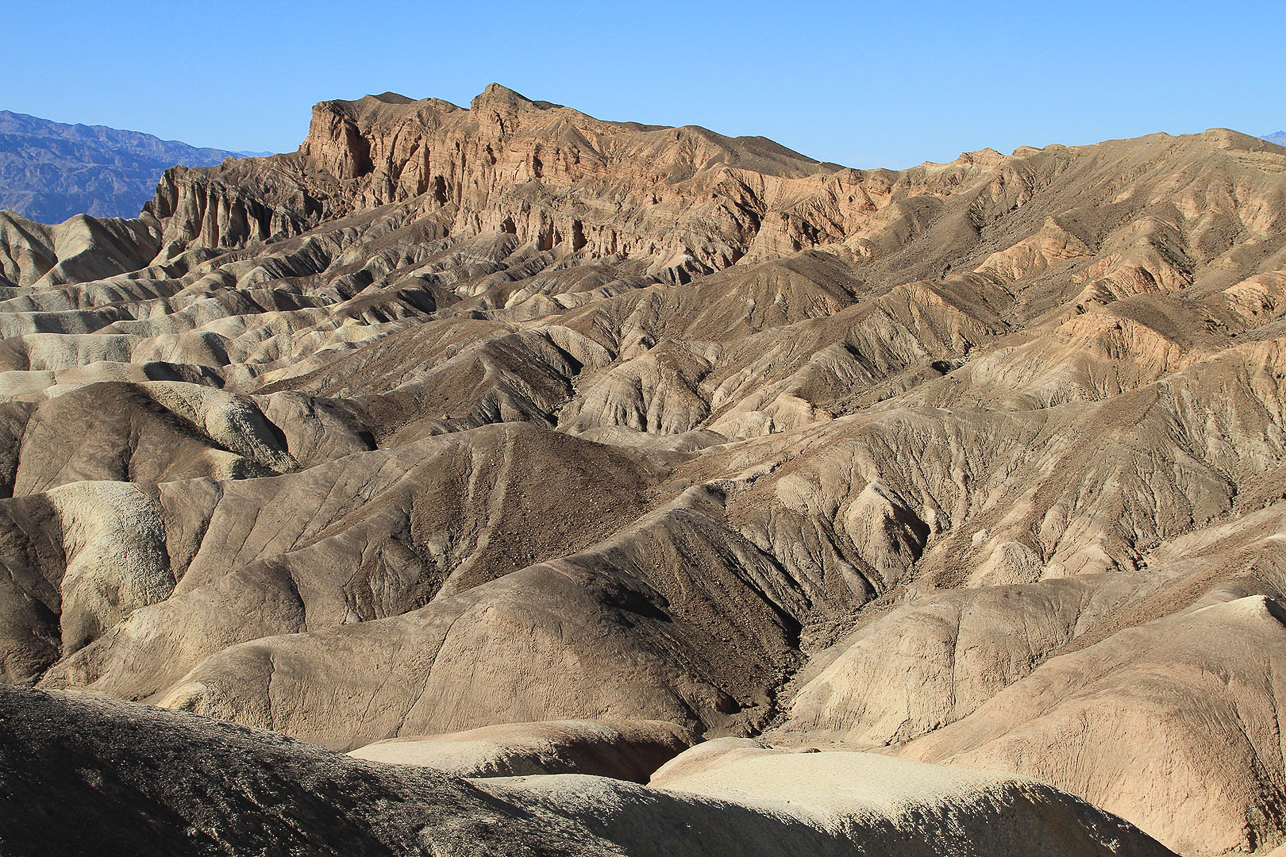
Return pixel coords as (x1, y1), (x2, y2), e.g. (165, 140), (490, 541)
(3, 84), (1286, 855)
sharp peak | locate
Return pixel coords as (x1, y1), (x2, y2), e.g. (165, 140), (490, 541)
(366, 92), (414, 105)
(471, 83), (563, 113)
(481, 83), (531, 101)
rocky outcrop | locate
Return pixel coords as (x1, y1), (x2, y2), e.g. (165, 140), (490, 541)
(144, 85), (851, 279)
(143, 160), (329, 257)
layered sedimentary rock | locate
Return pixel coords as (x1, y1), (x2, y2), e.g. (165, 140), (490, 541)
(3, 86), (1286, 854)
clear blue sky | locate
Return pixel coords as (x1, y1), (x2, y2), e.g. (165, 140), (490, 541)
(3, 0), (1282, 169)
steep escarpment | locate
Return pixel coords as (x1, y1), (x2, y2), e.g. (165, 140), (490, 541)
(141, 85), (844, 280)
(3, 87), (1286, 855)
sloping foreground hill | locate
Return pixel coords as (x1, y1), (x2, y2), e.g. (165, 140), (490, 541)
(0, 686), (1171, 857)
(0, 85), (1285, 853)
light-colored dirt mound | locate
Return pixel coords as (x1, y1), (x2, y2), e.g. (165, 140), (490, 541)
(146, 558), (772, 747)
(897, 592), (1286, 855)
(0, 211), (159, 289)
(640, 738), (1171, 856)
(774, 569), (1176, 747)
(348, 718), (695, 781)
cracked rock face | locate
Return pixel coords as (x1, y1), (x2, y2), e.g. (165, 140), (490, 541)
(2, 85), (1286, 855)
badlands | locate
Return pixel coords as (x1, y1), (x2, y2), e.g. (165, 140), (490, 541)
(2, 84), (1286, 855)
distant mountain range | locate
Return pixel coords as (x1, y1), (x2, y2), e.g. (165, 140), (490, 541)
(0, 111), (269, 223)
(1262, 131), (1286, 146)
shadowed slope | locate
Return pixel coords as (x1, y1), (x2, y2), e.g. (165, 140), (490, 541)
(0, 685), (1172, 857)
